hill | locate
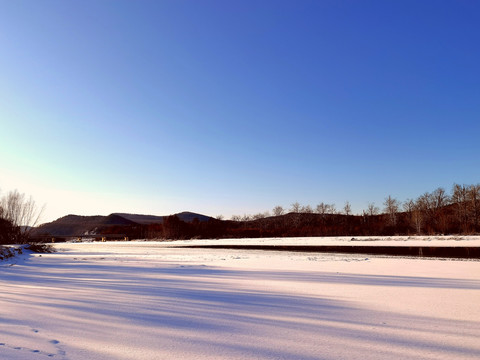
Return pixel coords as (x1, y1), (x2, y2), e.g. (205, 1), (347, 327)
(33, 212), (213, 237)
(33, 214), (136, 236)
(112, 212), (211, 224)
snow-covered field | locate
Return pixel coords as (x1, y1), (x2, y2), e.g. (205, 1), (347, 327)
(1, 238), (480, 359)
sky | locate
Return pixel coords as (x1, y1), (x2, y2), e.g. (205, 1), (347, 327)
(1, 0), (479, 224)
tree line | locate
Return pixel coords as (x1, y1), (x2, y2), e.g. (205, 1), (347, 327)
(2, 183), (479, 243)
(154, 183), (479, 239)
(226, 183), (480, 236)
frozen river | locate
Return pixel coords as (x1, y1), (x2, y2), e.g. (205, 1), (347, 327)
(1, 238), (480, 359)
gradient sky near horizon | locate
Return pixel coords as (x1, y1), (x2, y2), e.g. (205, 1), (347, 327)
(1, 0), (479, 223)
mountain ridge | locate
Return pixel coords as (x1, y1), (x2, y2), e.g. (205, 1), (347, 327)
(33, 212), (213, 236)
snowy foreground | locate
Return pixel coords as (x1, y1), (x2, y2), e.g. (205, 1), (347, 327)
(1, 238), (480, 360)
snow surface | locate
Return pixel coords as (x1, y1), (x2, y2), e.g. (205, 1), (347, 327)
(1, 238), (480, 359)
(164, 235), (480, 247)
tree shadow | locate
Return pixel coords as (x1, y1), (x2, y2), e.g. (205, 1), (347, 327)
(1, 252), (479, 359)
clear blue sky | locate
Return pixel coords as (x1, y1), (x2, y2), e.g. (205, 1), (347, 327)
(1, 0), (479, 223)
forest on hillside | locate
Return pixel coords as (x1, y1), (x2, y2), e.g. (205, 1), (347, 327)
(1, 183), (479, 244)
(101, 183), (480, 240)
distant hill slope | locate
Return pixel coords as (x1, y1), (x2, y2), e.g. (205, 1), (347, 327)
(174, 212), (213, 223)
(33, 212), (213, 236)
(33, 214), (137, 236)
(112, 213), (164, 225)
(113, 212), (212, 224)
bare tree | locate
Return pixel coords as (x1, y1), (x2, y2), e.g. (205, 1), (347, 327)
(316, 202), (337, 221)
(328, 204), (337, 214)
(415, 189), (450, 234)
(231, 215), (241, 221)
(316, 202), (328, 215)
(0, 189), (44, 243)
(241, 214), (252, 221)
(416, 188), (449, 233)
(290, 201), (301, 213)
(432, 187), (449, 210)
(403, 198), (421, 234)
(366, 203), (379, 216)
(468, 184), (480, 231)
(412, 200), (423, 234)
(343, 201), (352, 216)
(416, 192), (435, 233)
(252, 212), (270, 220)
(450, 184), (480, 232)
(252, 213), (263, 220)
(272, 206), (284, 216)
(403, 199), (415, 214)
(383, 195), (400, 226)
(451, 184), (469, 232)
(301, 205), (313, 213)
(417, 192), (432, 213)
